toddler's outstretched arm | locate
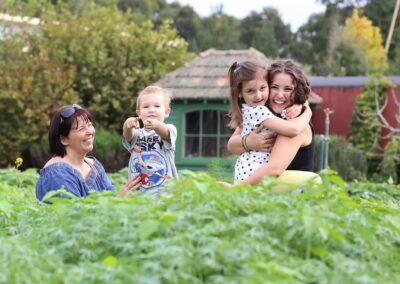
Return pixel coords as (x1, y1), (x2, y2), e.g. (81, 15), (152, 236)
(123, 117), (140, 142)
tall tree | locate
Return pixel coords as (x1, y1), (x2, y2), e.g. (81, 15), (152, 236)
(0, 4), (191, 166)
(326, 25), (369, 75)
(117, 0), (167, 23)
(239, 7), (292, 58)
(196, 11), (243, 51)
(344, 9), (387, 73)
(156, 3), (201, 52)
(364, 0), (400, 74)
(291, 3), (353, 74)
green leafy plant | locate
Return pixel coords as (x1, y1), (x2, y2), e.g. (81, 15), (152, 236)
(0, 169), (399, 283)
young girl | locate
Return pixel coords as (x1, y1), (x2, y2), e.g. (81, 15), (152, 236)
(228, 61), (312, 182)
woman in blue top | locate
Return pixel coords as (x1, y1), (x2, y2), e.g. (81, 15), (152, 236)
(36, 104), (141, 201)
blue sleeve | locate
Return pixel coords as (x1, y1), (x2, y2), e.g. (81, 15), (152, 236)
(94, 159), (116, 192)
(36, 166), (84, 201)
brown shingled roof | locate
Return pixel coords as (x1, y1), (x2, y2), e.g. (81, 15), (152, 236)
(155, 48), (322, 104)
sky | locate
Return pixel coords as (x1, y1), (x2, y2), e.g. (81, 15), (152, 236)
(166, 0), (326, 32)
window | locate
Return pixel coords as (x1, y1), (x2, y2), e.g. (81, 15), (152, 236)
(184, 110), (233, 158)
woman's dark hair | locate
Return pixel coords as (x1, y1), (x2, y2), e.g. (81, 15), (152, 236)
(48, 105), (92, 157)
(267, 59), (310, 104)
(228, 61), (267, 128)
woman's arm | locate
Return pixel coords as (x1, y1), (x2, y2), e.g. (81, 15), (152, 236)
(261, 105), (311, 136)
(227, 127), (276, 154)
(236, 126), (310, 185)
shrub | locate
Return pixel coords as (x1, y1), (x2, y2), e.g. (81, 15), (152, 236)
(314, 135), (368, 181)
(92, 128), (129, 172)
(377, 136), (399, 184)
(349, 76), (395, 176)
(0, 4), (192, 167)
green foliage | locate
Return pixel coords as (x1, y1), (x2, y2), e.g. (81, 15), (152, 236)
(0, 4), (191, 166)
(289, 4), (353, 75)
(0, 23), (79, 166)
(93, 128), (122, 157)
(38, 7), (190, 131)
(196, 12), (243, 51)
(0, 169), (400, 282)
(92, 128), (129, 172)
(378, 136), (400, 184)
(206, 156), (236, 182)
(343, 9), (387, 74)
(364, 0), (400, 74)
(326, 25), (369, 76)
(315, 135), (368, 181)
(350, 76), (395, 175)
(239, 8), (292, 58)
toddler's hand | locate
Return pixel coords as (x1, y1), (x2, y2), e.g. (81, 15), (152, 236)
(144, 118), (159, 130)
(124, 117), (140, 129)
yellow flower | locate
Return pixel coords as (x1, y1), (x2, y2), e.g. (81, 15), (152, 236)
(15, 157), (23, 169)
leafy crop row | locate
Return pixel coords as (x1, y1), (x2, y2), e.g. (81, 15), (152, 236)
(0, 168), (399, 283)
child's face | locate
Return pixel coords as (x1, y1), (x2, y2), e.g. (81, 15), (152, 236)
(240, 73), (269, 107)
(268, 72), (295, 114)
(136, 92), (170, 122)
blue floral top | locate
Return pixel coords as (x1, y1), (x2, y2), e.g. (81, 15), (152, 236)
(36, 157), (115, 201)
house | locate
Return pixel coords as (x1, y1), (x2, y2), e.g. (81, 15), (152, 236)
(156, 48), (322, 170)
(310, 76), (400, 146)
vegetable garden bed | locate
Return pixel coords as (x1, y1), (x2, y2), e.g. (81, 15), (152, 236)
(0, 168), (399, 283)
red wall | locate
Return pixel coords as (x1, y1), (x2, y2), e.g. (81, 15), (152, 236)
(311, 87), (362, 137)
(311, 86), (400, 146)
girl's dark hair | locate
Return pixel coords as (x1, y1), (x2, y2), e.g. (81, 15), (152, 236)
(228, 61), (267, 128)
(48, 105), (92, 157)
(267, 59), (310, 104)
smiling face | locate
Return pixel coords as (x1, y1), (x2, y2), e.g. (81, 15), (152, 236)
(136, 92), (170, 122)
(61, 117), (95, 155)
(240, 72), (269, 107)
(268, 72), (295, 114)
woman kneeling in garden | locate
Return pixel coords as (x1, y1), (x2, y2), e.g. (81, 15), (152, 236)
(36, 104), (140, 201)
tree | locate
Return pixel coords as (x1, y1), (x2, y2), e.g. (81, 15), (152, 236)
(291, 3), (353, 74)
(239, 8), (293, 58)
(117, 0), (167, 23)
(350, 76), (395, 178)
(326, 27), (369, 75)
(156, 3), (201, 52)
(0, 28), (79, 166)
(196, 12), (243, 51)
(0, 4), (192, 166)
(343, 9), (387, 74)
(364, 0), (400, 74)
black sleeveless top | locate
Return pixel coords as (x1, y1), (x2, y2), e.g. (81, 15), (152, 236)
(287, 122), (315, 171)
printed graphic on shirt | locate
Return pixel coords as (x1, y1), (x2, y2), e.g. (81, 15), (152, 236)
(135, 135), (164, 151)
(129, 133), (171, 190)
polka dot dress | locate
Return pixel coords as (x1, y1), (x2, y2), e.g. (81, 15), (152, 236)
(234, 104), (276, 182)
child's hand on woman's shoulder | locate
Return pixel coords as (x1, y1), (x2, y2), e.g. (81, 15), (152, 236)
(282, 104), (302, 119)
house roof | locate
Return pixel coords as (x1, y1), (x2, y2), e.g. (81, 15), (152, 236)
(155, 48), (322, 104)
